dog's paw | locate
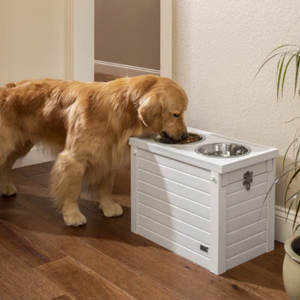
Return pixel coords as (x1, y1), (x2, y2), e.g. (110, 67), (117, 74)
(1, 184), (17, 197)
(101, 203), (123, 217)
(63, 212), (87, 227)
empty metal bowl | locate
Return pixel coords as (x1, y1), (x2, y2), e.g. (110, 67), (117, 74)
(195, 143), (251, 158)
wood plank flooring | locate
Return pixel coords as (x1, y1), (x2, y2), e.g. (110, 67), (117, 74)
(0, 162), (288, 300)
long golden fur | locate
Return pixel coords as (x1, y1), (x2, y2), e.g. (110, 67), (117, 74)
(0, 75), (188, 226)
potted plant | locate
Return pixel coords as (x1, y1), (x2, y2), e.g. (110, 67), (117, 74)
(257, 45), (300, 300)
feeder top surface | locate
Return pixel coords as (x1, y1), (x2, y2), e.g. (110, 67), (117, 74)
(129, 127), (278, 174)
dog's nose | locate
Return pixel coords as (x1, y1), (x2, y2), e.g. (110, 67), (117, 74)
(182, 132), (189, 140)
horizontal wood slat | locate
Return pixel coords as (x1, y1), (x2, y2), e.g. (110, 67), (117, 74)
(227, 207), (267, 233)
(227, 218), (267, 246)
(227, 231), (267, 259)
(227, 182), (268, 208)
(227, 195), (267, 221)
(138, 192), (211, 232)
(138, 215), (210, 258)
(227, 173), (268, 195)
(137, 226), (211, 271)
(224, 161), (268, 186)
(138, 203), (210, 244)
(138, 158), (211, 193)
(138, 149), (210, 180)
(138, 181), (211, 220)
(226, 243), (266, 271)
(138, 170), (211, 207)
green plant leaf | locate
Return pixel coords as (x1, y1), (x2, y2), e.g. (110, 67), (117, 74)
(295, 142), (300, 170)
(283, 137), (299, 169)
(263, 161), (300, 206)
(281, 166), (300, 233)
(255, 51), (296, 79)
(277, 54), (286, 98)
(285, 189), (300, 203)
(293, 198), (300, 231)
(279, 159), (300, 179)
(263, 44), (300, 61)
(255, 45), (300, 98)
(257, 44), (300, 234)
(282, 54), (296, 97)
(295, 51), (300, 96)
(284, 168), (300, 206)
(286, 199), (296, 222)
(286, 189), (300, 219)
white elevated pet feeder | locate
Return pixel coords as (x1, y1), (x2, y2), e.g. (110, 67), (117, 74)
(129, 127), (277, 275)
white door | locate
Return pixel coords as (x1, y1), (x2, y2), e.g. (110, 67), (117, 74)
(0, 0), (94, 167)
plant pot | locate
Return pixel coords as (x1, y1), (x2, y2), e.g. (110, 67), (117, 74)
(283, 236), (300, 300)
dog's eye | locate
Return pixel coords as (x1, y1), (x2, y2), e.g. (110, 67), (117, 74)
(173, 114), (180, 118)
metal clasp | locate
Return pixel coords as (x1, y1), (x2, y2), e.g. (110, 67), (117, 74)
(243, 171), (253, 190)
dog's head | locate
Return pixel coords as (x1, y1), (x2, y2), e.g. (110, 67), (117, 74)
(136, 76), (188, 142)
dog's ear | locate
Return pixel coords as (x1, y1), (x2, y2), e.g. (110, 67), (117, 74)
(138, 97), (164, 132)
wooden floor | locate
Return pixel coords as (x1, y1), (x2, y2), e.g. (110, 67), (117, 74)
(0, 162), (288, 300)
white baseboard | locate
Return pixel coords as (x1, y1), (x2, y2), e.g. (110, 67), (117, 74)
(94, 60), (160, 78)
(12, 147), (53, 169)
(275, 205), (300, 243)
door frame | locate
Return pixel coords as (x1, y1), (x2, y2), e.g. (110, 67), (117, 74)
(68, 0), (172, 80)
(160, 0), (172, 78)
(66, 0), (94, 82)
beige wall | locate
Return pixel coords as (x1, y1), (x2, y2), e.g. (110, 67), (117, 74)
(173, 0), (300, 207)
(0, 0), (68, 86)
(95, 0), (160, 70)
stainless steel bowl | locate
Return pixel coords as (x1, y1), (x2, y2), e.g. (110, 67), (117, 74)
(195, 143), (251, 158)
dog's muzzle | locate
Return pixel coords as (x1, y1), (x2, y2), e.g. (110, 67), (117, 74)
(160, 131), (188, 142)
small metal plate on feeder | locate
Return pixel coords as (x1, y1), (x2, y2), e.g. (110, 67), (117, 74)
(195, 143), (251, 158)
(154, 133), (205, 145)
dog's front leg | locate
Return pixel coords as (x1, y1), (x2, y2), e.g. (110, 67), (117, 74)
(51, 151), (87, 226)
(92, 173), (123, 217)
(0, 165), (17, 197)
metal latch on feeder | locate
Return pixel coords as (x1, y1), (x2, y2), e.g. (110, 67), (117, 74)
(243, 171), (253, 190)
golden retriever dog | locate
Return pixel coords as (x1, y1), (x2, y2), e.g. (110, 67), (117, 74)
(0, 75), (188, 226)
